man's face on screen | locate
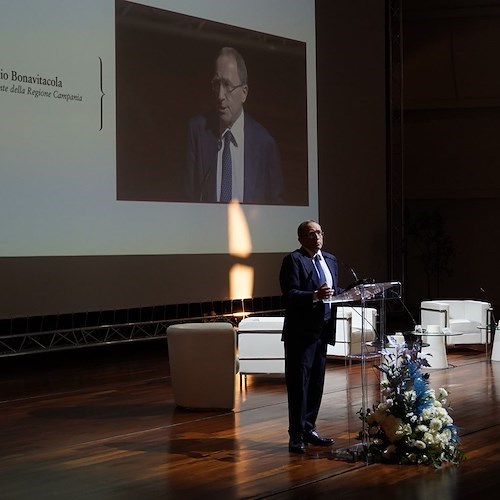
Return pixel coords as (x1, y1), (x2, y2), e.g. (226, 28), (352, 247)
(213, 54), (248, 129)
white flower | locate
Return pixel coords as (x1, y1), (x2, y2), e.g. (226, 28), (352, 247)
(362, 344), (463, 466)
(404, 390), (416, 402)
(430, 418), (443, 432)
(438, 387), (448, 399)
(381, 388), (392, 398)
(423, 432), (435, 445)
(377, 402), (389, 412)
(435, 407), (448, 419)
(437, 430), (452, 446)
(400, 423), (412, 436)
(421, 408), (433, 420)
(414, 440), (426, 450)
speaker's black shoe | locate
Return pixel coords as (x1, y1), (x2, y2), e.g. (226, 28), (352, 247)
(288, 435), (306, 454)
(304, 430), (334, 447)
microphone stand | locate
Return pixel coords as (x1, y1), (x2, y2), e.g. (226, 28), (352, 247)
(480, 287), (497, 352)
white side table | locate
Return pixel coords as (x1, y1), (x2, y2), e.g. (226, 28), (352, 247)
(421, 334), (448, 369)
(492, 325), (500, 362)
(421, 326), (462, 369)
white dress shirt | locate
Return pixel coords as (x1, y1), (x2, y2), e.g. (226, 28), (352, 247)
(313, 251), (333, 289)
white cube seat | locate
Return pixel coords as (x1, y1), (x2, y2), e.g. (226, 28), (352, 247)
(167, 322), (238, 410)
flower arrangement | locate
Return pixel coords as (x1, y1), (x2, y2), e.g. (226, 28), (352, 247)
(358, 342), (465, 467)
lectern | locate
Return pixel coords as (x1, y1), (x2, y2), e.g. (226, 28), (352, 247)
(327, 280), (402, 460)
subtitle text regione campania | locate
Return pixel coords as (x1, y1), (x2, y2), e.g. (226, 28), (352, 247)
(0, 69), (83, 102)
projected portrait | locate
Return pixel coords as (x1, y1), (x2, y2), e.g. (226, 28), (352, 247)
(115, 0), (308, 206)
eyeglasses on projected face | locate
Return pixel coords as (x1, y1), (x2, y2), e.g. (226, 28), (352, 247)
(304, 230), (324, 239)
(210, 78), (245, 95)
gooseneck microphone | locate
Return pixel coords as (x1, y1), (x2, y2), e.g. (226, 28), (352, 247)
(341, 261), (359, 283)
(339, 260), (375, 291)
(338, 260), (360, 289)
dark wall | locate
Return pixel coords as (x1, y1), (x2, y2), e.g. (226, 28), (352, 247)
(402, 0), (500, 312)
(316, 0), (387, 282)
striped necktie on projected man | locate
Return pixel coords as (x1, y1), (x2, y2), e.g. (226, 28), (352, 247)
(314, 254), (331, 321)
(220, 130), (233, 202)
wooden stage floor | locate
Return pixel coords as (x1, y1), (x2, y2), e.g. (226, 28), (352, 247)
(1, 341), (499, 499)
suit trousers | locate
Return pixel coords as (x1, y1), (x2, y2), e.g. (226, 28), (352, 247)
(284, 331), (328, 437)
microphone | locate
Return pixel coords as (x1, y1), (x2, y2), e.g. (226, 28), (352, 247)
(480, 287), (491, 303)
(338, 260), (375, 291)
(339, 260), (359, 285)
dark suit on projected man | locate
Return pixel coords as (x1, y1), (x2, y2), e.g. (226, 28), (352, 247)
(280, 220), (341, 453)
(181, 47), (284, 204)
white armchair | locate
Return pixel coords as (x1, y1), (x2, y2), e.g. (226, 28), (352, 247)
(237, 317), (285, 377)
(420, 299), (492, 347)
(327, 306), (378, 357)
(237, 308), (378, 374)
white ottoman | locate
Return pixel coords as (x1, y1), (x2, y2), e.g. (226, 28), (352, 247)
(167, 322), (238, 410)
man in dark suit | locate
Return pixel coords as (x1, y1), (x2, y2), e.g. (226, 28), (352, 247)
(280, 220), (341, 453)
(182, 47), (284, 204)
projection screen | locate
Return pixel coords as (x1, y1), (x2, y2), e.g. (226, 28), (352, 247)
(0, 0), (317, 258)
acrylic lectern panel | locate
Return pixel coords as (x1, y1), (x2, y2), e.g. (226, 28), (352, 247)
(327, 281), (402, 304)
(327, 280), (402, 462)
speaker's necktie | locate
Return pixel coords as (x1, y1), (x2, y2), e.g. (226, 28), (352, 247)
(315, 254), (331, 321)
(220, 131), (233, 202)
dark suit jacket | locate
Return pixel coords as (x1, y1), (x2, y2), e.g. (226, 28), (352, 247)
(182, 112), (284, 204)
(279, 248), (341, 344)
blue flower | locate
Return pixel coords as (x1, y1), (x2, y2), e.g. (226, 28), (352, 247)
(358, 344), (465, 467)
